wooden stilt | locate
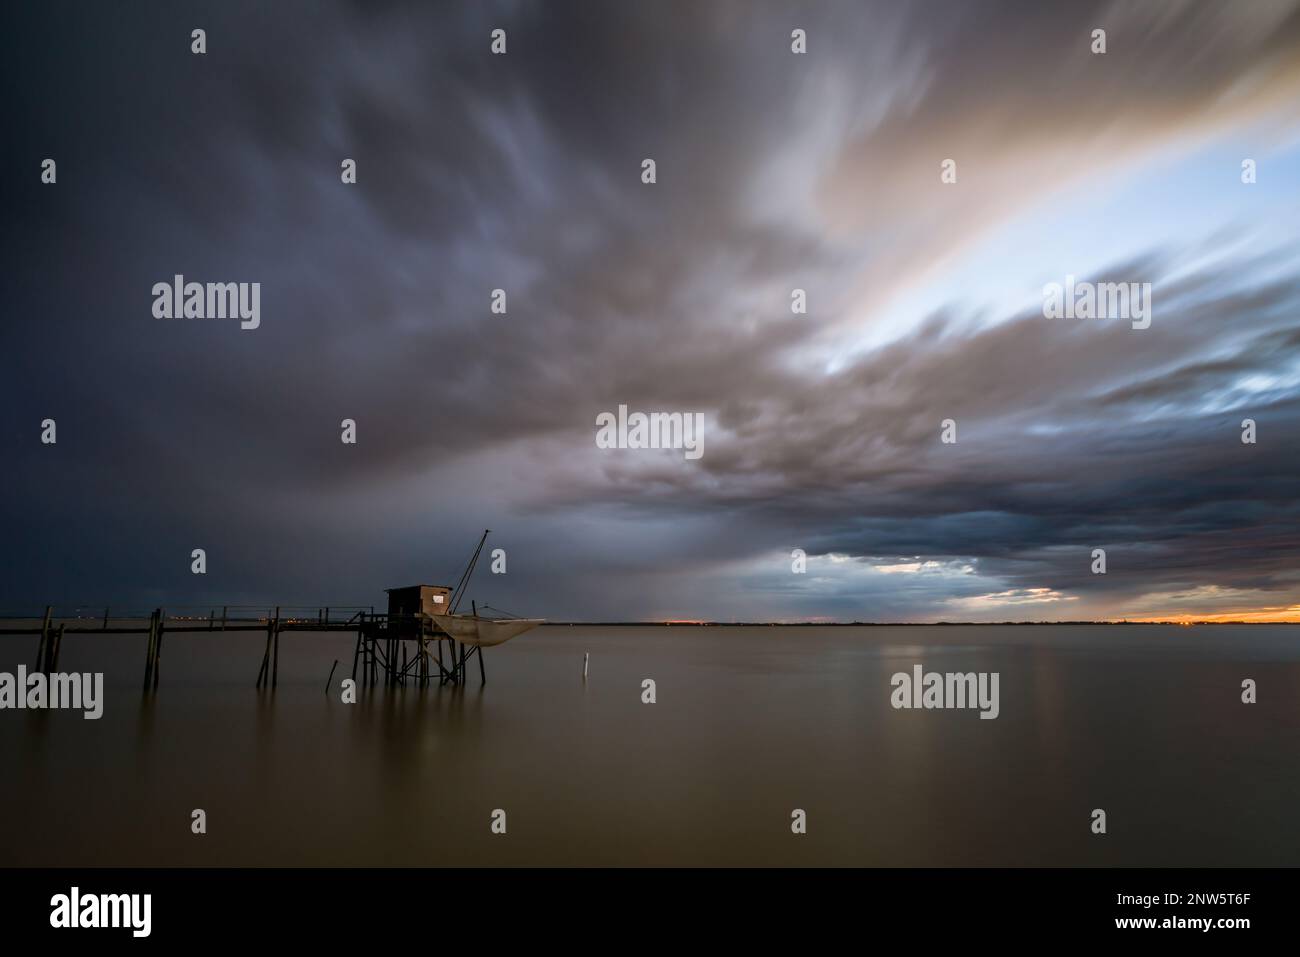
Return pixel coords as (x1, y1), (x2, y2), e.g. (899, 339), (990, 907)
(271, 607), (281, 689)
(152, 608), (165, 689)
(257, 615), (273, 687)
(143, 610), (158, 691)
(351, 614), (363, 683)
(35, 605), (52, 673)
(477, 645), (486, 685)
(51, 624), (65, 672)
(103, 607), (110, 630)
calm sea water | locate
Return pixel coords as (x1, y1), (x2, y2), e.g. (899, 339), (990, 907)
(2, 623), (1298, 866)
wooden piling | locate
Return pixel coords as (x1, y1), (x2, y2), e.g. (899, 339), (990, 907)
(478, 645), (486, 685)
(257, 614), (273, 688)
(143, 610), (158, 691)
(271, 606), (281, 689)
(351, 613), (363, 683)
(34, 605), (52, 673)
(152, 608), (165, 689)
(50, 623), (66, 671)
(103, 607), (110, 630)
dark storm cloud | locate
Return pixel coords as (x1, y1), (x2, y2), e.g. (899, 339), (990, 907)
(2, 1), (1299, 618)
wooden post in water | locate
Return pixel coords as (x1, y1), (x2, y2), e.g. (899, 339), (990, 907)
(478, 645), (486, 685)
(367, 623), (375, 687)
(351, 613), (364, 683)
(363, 624), (370, 687)
(152, 608), (165, 689)
(34, 606), (52, 673)
(51, 624), (66, 672)
(142, 610), (158, 691)
(271, 606), (281, 689)
(103, 607), (109, 630)
(257, 613), (273, 688)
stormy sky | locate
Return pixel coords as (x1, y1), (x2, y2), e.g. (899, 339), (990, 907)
(2, 0), (1299, 622)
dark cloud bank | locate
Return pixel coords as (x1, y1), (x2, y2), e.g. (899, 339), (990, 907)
(2, 1), (1299, 620)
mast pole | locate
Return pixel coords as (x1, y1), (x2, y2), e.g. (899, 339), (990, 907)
(450, 529), (490, 614)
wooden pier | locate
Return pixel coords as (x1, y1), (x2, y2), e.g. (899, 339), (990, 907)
(0, 604), (488, 693)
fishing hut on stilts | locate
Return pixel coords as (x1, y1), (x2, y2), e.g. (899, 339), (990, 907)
(0, 530), (543, 696)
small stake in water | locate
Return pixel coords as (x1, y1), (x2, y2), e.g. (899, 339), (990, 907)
(583, 652), (589, 680)
(325, 659), (340, 695)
